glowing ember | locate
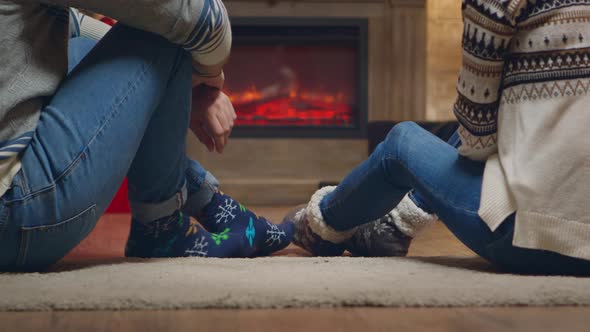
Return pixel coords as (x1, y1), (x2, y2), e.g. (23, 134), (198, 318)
(225, 86), (354, 126)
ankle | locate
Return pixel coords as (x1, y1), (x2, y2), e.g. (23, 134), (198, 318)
(306, 186), (357, 244)
(183, 183), (216, 217)
(391, 194), (437, 238)
(130, 185), (187, 224)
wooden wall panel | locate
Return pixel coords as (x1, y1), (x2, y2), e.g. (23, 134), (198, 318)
(426, 0), (462, 121)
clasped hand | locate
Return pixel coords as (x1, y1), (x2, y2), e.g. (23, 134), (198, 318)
(191, 72), (237, 154)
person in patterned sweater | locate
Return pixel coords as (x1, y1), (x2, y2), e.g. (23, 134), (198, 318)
(288, 0), (590, 275)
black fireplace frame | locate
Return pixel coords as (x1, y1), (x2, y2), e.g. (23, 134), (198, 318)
(227, 17), (369, 139)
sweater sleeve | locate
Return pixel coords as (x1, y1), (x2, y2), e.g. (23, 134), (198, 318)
(23, 0), (231, 76)
(453, 0), (526, 161)
(69, 8), (111, 41)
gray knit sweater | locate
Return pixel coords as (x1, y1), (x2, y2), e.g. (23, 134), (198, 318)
(0, 0), (231, 196)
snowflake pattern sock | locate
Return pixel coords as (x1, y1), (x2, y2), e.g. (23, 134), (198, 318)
(187, 191), (294, 256)
(125, 210), (257, 258)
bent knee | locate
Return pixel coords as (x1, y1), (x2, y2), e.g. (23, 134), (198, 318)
(385, 122), (420, 143)
(376, 122), (421, 158)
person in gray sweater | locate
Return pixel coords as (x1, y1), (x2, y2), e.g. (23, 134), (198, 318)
(0, 1), (294, 271)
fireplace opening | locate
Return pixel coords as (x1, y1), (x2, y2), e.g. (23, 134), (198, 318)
(224, 18), (368, 138)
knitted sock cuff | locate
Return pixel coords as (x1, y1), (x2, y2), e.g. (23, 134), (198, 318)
(306, 186), (357, 244)
(391, 194), (438, 238)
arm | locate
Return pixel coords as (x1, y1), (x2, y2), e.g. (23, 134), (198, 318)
(453, 0), (526, 161)
(23, 0), (231, 76)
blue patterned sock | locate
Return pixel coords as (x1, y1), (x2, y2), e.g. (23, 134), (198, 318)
(188, 191), (294, 256)
(125, 211), (250, 258)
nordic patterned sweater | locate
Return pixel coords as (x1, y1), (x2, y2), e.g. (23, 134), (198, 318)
(0, 0), (231, 196)
(456, 0), (590, 259)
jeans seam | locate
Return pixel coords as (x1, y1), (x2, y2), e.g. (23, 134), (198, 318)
(12, 168), (29, 195)
(21, 204), (97, 232)
(3, 184), (56, 206)
(15, 205), (97, 269)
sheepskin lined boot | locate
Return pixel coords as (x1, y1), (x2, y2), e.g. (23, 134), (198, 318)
(284, 187), (437, 257)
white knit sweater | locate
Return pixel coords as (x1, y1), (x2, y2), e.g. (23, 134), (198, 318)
(455, 0), (590, 259)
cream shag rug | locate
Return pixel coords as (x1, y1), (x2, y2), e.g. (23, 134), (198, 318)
(1, 256), (590, 311)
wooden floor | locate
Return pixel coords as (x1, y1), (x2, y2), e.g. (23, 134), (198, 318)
(3, 207), (590, 332)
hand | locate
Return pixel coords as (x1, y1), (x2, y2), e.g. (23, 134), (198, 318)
(190, 85), (236, 154)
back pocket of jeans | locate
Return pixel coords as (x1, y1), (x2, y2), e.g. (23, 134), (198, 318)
(17, 205), (97, 270)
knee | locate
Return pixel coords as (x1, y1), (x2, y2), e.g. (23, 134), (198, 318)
(385, 122), (419, 144)
(375, 121), (419, 159)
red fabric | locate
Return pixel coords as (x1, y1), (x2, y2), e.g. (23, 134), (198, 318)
(100, 17), (117, 26)
(105, 178), (130, 213)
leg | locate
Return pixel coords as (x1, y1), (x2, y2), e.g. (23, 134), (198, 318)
(119, 36), (294, 258)
(1, 25), (193, 270)
(319, 122), (494, 258)
(287, 122), (495, 259)
(176, 160), (295, 257)
(0, 25), (286, 271)
(406, 128), (463, 215)
(343, 131), (462, 256)
(68, 33), (201, 216)
(124, 84), (294, 258)
(64, 26), (292, 261)
(292, 122), (590, 273)
(485, 217), (590, 275)
(68, 37), (97, 73)
(67, 35), (288, 258)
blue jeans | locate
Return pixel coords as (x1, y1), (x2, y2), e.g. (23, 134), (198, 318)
(0, 25), (216, 271)
(320, 122), (590, 275)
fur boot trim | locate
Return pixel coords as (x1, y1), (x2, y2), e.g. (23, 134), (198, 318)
(305, 186), (357, 243)
(391, 194), (438, 237)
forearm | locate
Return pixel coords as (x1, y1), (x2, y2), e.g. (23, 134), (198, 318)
(22, 0), (231, 75)
(453, 0), (525, 160)
(453, 61), (502, 161)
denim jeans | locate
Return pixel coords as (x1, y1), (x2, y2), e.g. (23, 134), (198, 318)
(320, 122), (590, 275)
(0, 25), (215, 271)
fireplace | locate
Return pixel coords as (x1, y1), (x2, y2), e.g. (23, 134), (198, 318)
(186, 1), (427, 205)
(224, 18), (368, 138)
